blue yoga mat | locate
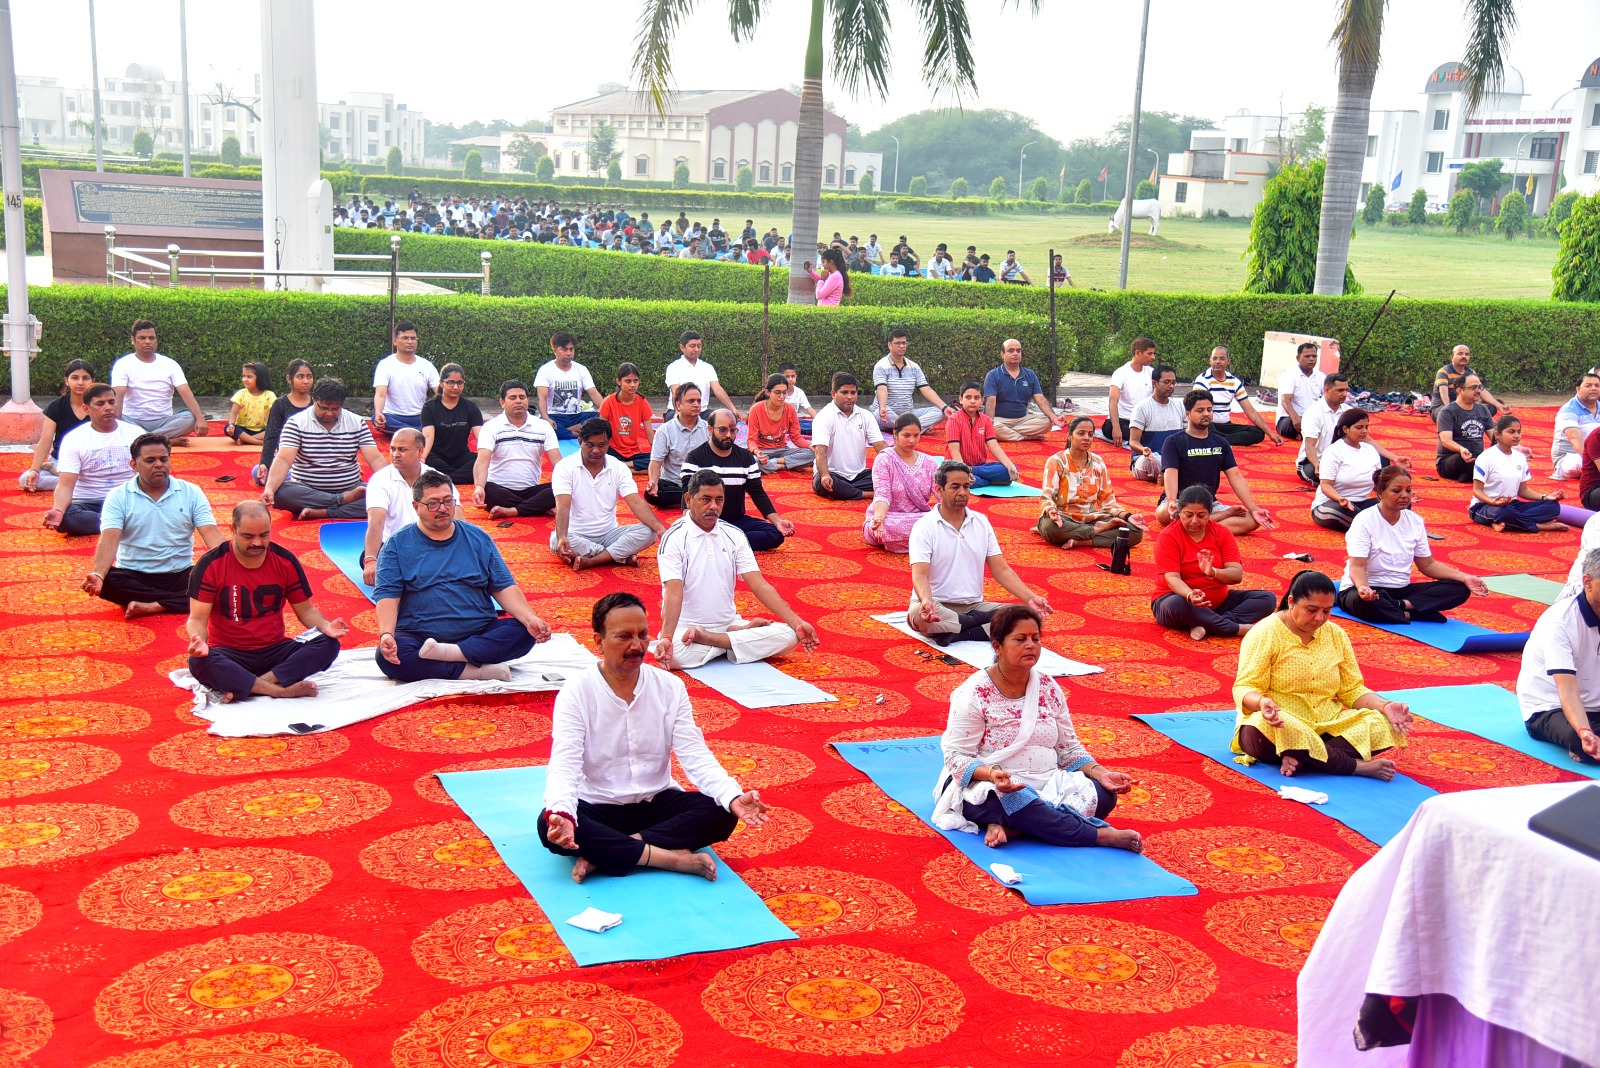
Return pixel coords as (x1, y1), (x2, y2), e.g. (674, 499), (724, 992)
(558, 438), (579, 457)
(1131, 710), (1437, 845)
(438, 765), (797, 966)
(318, 521), (376, 602)
(832, 736), (1197, 905)
(1390, 683), (1600, 782)
(682, 658), (836, 709)
(969, 482), (1042, 498)
(1331, 605), (1528, 654)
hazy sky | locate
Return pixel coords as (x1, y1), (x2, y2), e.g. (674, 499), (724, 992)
(13, 1), (1600, 141)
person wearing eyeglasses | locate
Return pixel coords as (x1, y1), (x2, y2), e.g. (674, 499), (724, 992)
(1434, 375), (1497, 483)
(360, 428), (460, 588)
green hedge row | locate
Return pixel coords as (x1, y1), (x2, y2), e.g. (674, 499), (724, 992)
(0, 198), (45, 253)
(24, 158), (362, 198)
(888, 196), (1122, 217)
(2, 286), (1051, 399)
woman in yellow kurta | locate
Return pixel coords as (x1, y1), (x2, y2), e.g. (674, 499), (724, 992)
(1231, 569), (1413, 779)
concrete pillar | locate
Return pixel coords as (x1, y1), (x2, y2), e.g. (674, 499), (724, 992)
(260, 0), (332, 291)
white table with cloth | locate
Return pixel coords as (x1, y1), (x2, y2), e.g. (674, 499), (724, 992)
(1299, 781), (1600, 1068)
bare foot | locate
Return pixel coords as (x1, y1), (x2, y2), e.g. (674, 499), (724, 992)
(488, 506), (519, 519)
(1096, 827), (1143, 852)
(648, 847), (718, 880)
(679, 626), (706, 647)
(1237, 622), (1254, 637)
(1189, 625), (1207, 641)
(570, 554), (588, 572)
(170, 436), (191, 447)
(219, 693), (236, 704)
(123, 601), (165, 619)
(257, 680), (318, 698)
(296, 507), (328, 521)
(1280, 755), (1300, 777)
(1492, 521), (1506, 533)
(984, 824), (1009, 848)
(617, 555), (638, 567)
(1062, 538), (1077, 550)
(340, 487), (366, 505)
(737, 617), (775, 629)
(1540, 522), (1569, 533)
(1354, 757), (1397, 781)
(571, 857), (595, 884)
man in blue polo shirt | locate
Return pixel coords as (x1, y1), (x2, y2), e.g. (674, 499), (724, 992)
(81, 433), (225, 618)
(983, 338), (1066, 442)
(375, 469), (552, 682)
(1552, 372), (1600, 481)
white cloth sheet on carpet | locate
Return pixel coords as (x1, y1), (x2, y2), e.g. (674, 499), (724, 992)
(1298, 781), (1600, 1067)
(870, 612), (1103, 677)
(170, 632), (598, 737)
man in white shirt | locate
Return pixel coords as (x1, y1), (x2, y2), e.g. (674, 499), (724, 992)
(654, 470), (819, 670)
(1552, 372), (1600, 479)
(1296, 373), (1408, 486)
(541, 591), (769, 881)
(534, 331), (607, 440)
(1194, 346), (1280, 447)
(908, 462), (1053, 645)
(1101, 336), (1155, 447)
(1275, 343), (1326, 441)
(552, 418), (665, 571)
(361, 429), (459, 587)
(811, 372), (886, 501)
(1517, 548), (1600, 765)
(664, 331), (743, 420)
(44, 383), (142, 536)
(473, 379), (563, 518)
(111, 319), (208, 441)
(371, 321), (440, 435)
(1127, 365), (1187, 482)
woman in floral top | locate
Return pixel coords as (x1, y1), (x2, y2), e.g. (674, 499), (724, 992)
(933, 605), (1143, 851)
(1037, 415), (1148, 550)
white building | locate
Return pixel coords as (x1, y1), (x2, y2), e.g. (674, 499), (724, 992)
(545, 86), (881, 189)
(1159, 112), (1295, 218)
(321, 93), (426, 167)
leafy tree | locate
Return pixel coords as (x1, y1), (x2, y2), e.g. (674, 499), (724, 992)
(1289, 105), (1326, 162)
(1106, 111), (1216, 196)
(861, 109), (1063, 203)
(220, 136), (241, 167)
(429, 118), (521, 162)
(1075, 178), (1092, 204)
(949, 177), (969, 198)
(1446, 189), (1476, 233)
(132, 129), (154, 158)
(1407, 188), (1427, 225)
(673, 163), (690, 189)
(385, 146), (403, 175)
(1245, 158), (1360, 295)
(464, 149), (483, 180)
(1135, 179), (1157, 200)
(1456, 158), (1506, 209)
(736, 166), (754, 192)
(1554, 192), (1600, 301)
(1549, 190), (1580, 233)
(1496, 188), (1527, 239)
(586, 121), (619, 177)
(507, 135), (546, 173)
(858, 171), (874, 194)
(536, 155), (555, 181)
(1361, 183), (1387, 225)
(907, 176), (928, 197)
(607, 159), (622, 183)
(988, 176), (1008, 201)
(1029, 176), (1047, 201)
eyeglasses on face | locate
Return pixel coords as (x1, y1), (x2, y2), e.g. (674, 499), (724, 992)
(419, 498), (454, 511)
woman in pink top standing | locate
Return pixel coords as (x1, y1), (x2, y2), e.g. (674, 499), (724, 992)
(807, 247), (852, 306)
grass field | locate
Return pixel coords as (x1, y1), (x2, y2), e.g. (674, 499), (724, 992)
(813, 209), (1561, 300)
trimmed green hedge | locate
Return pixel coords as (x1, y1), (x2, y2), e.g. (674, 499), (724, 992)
(0, 198), (44, 253)
(3, 286), (1051, 399)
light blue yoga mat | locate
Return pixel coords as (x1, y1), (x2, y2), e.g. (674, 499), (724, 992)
(1130, 710), (1437, 845)
(438, 765), (797, 966)
(318, 521), (376, 602)
(1331, 591), (1528, 653)
(1483, 574), (1568, 606)
(558, 438), (580, 457)
(1390, 683), (1600, 782)
(832, 736), (1198, 905)
(682, 657), (836, 709)
(969, 482), (1042, 498)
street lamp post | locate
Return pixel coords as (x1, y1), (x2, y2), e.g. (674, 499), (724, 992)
(87, 0), (103, 171)
(179, 0), (191, 177)
(1118, 0), (1152, 291)
(0, 0), (41, 442)
(889, 133), (900, 193)
(1019, 140), (1038, 198)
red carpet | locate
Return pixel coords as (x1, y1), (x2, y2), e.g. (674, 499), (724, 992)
(0, 410), (1583, 1067)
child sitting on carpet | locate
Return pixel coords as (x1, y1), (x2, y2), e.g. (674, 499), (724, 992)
(226, 361), (274, 447)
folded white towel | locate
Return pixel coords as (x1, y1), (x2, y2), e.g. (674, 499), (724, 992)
(1278, 784), (1330, 805)
(565, 906), (623, 933)
(989, 862), (1023, 885)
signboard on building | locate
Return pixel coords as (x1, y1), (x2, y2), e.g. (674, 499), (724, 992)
(69, 179), (261, 231)
(1425, 62), (1468, 93)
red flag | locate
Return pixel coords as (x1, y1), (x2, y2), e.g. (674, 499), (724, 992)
(1098, 165), (1109, 182)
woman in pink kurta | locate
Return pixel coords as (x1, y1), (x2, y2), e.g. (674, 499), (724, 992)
(807, 248), (852, 306)
(864, 413), (938, 552)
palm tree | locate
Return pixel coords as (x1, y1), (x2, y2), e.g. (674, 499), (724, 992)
(1313, 0), (1518, 294)
(634, 0), (1026, 304)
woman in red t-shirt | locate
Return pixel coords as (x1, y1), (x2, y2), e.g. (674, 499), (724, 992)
(599, 362), (655, 471)
(1150, 485), (1275, 640)
(746, 373), (813, 474)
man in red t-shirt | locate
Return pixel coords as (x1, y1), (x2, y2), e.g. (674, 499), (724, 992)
(945, 380), (1019, 488)
(185, 501), (347, 701)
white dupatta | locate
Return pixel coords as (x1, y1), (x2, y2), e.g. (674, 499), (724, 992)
(931, 667), (1046, 834)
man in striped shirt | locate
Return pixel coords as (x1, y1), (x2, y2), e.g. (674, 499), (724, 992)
(473, 380), (563, 518)
(679, 410), (796, 551)
(1193, 347), (1280, 448)
(261, 379), (388, 520)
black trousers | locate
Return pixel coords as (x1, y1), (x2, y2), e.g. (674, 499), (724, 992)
(1435, 452), (1475, 483)
(1296, 458), (1318, 487)
(1237, 724), (1386, 776)
(431, 455), (478, 484)
(538, 789), (738, 877)
(607, 448), (651, 472)
(1151, 588), (1275, 637)
(1311, 495), (1379, 532)
(813, 468), (874, 501)
(1525, 708), (1600, 765)
(723, 511), (785, 551)
(1099, 417), (1131, 443)
(62, 499), (104, 536)
(100, 566), (191, 614)
(1335, 580), (1470, 625)
(960, 784), (1119, 848)
(189, 635), (341, 702)
(1213, 421), (1266, 446)
(643, 482), (683, 510)
(485, 480), (555, 516)
(1277, 416), (1302, 441)
(1584, 485), (1600, 512)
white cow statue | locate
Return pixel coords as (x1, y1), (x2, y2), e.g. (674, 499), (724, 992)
(1109, 198), (1162, 235)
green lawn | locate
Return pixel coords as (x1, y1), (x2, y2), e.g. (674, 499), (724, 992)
(814, 209), (1560, 300)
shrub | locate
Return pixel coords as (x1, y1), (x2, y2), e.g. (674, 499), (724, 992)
(607, 160), (622, 183)
(386, 146), (403, 175)
(132, 130), (154, 158)
(1446, 190), (1476, 234)
(1362, 184), (1387, 226)
(536, 156), (555, 181)
(988, 176), (1007, 201)
(907, 176), (927, 197)
(948, 177), (969, 198)
(1496, 189), (1527, 240)
(1135, 179), (1157, 200)
(673, 163), (690, 189)
(1074, 178), (1092, 205)
(858, 171), (874, 194)
(0, 198), (44, 253)
(735, 167), (754, 192)
(1029, 177), (1047, 202)
(1554, 192), (1600, 302)
(1385, 211), (1409, 227)
(220, 136), (242, 167)
(464, 150), (483, 180)
(1407, 188), (1427, 225)
(1550, 190), (1580, 234)
(1244, 158), (1359, 296)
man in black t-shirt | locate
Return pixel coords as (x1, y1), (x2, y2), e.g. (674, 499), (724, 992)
(1156, 390), (1275, 537)
(1434, 375), (1497, 483)
(679, 410), (797, 551)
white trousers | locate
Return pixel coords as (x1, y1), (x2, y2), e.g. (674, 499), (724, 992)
(550, 524), (658, 561)
(672, 616), (798, 668)
(1555, 452), (1584, 480)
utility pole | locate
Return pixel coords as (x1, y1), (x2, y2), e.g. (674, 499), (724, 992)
(88, 0), (103, 171)
(889, 134), (900, 193)
(0, 0), (41, 443)
(1118, 0), (1151, 291)
(1019, 140), (1037, 200)
(179, 0), (192, 177)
